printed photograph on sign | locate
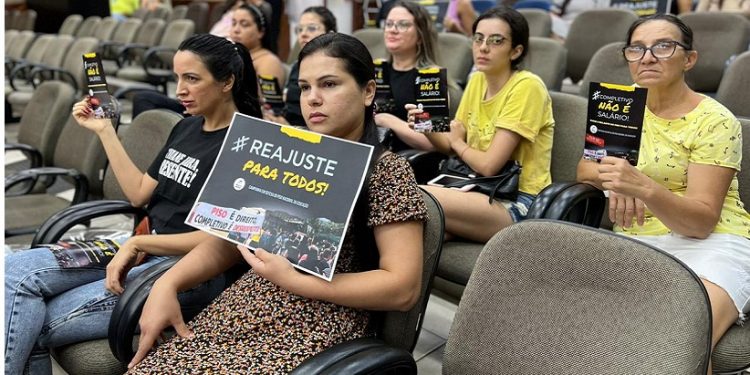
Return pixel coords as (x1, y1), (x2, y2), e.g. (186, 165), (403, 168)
(82, 52), (119, 119)
(185, 114), (373, 281)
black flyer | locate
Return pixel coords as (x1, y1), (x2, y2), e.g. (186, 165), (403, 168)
(413, 67), (450, 132)
(258, 75), (284, 116)
(583, 82), (647, 166)
(82, 52), (119, 119)
(373, 59), (397, 114)
(44, 239), (120, 269)
(185, 114), (374, 281)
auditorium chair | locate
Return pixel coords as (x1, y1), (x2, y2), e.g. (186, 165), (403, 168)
(353, 27), (388, 60)
(521, 36), (566, 91)
(564, 9), (638, 84)
(577, 42), (632, 97)
(443, 220), (712, 374)
(74, 15), (101, 38)
(438, 32), (474, 88)
(518, 8), (551, 37)
(716, 51), (750, 119)
(57, 14), (83, 36)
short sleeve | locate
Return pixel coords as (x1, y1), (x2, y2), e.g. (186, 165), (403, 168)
(367, 153), (428, 227)
(688, 112), (742, 171)
(494, 75), (549, 142)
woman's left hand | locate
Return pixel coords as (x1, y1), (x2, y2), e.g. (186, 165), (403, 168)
(448, 120), (467, 146)
(238, 246), (298, 290)
(597, 156), (653, 199)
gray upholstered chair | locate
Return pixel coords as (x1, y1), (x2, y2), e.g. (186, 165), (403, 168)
(93, 16), (120, 42)
(716, 51), (750, 119)
(432, 91), (594, 301)
(4, 30), (35, 66)
(186, 1), (210, 34)
(578, 41), (633, 97)
(167, 4), (188, 23)
(353, 28), (388, 60)
(438, 32), (473, 88)
(680, 12), (750, 94)
(74, 15), (102, 38)
(521, 36), (567, 91)
(97, 18), (143, 75)
(58, 14), (83, 36)
(12, 9), (36, 31)
(518, 8), (551, 37)
(443, 220), (712, 374)
(564, 9), (638, 84)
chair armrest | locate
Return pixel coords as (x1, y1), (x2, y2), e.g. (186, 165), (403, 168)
(5, 142), (42, 169)
(291, 337), (417, 375)
(98, 40), (125, 60)
(32, 200), (148, 246)
(8, 61), (43, 91)
(117, 43), (150, 68)
(397, 149), (447, 185)
(28, 66), (78, 91)
(5, 167), (88, 204)
(108, 257), (180, 363)
(527, 181), (578, 219)
(113, 86), (163, 100)
(142, 46), (176, 76)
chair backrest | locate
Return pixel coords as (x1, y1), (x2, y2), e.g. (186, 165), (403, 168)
(6, 30), (35, 60)
(16, 81), (77, 166)
(51, 115), (109, 198)
(286, 41), (301, 65)
(519, 8), (551, 37)
(132, 18), (166, 47)
(438, 32), (474, 87)
(680, 12), (750, 93)
(564, 9), (638, 83)
(444, 220), (712, 375)
(521, 37), (566, 91)
(738, 117), (750, 208)
(5, 29), (19, 49)
(186, 1), (210, 34)
(167, 4), (188, 22)
(58, 14), (83, 35)
(39, 35), (75, 68)
(159, 19), (195, 49)
(145, 5), (172, 21)
(132, 7), (150, 20)
(94, 17), (120, 42)
(352, 28), (388, 60)
(102, 110), (183, 200)
(378, 189), (444, 352)
(578, 42), (633, 97)
(6, 10), (17, 30)
(109, 18), (142, 45)
(75, 15), (101, 38)
(21, 34), (55, 65)
(716, 51), (750, 118)
(59, 37), (101, 91)
(16, 9), (36, 31)
(549, 91), (587, 182)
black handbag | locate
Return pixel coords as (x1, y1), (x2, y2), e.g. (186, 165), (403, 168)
(438, 157), (522, 203)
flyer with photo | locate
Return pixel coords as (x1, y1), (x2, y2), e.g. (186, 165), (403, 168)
(373, 59), (396, 114)
(82, 52), (119, 119)
(42, 239), (121, 269)
(413, 67), (450, 132)
(583, 82), (647, 166)
(258, 75), (284, 116)
(185, 114), (374, 281)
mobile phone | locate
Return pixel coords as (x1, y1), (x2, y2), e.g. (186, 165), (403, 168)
(427, 174), (476, 191)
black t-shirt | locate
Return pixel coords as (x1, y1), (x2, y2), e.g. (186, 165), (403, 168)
(284, 61), (305, 126)
(384, 65), (418, 152)
(146, 116), (228, 234)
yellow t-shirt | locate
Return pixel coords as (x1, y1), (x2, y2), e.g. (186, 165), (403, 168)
(455, 70), (554, 195)
(618, 96), (750, 238)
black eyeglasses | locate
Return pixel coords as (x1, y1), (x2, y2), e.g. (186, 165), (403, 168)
(471, 33), (506, 47)
(384, 20), (414, 32)
(295, 24), (323, 34)
(622, 40), (691, 62)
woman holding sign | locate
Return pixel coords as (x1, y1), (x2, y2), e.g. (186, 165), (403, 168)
(4, 34), (262, 375)
(407, 6), (554, 243)
(125, 33), (428, 373)
(576, 14), (750, 363)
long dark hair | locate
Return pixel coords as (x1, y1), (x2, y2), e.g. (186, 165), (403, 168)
(298, 33), (380, 147)
(178, 33), (262, 118)
(473, 6), (529, 70)
(386, 1), (439, 68)
(303, 6), (337, 33)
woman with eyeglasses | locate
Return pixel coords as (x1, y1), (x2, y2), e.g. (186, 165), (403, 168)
(374, 0), (443, 152)
(231, 3), (285, 89)
(264, 6), (337, 126)
(407, 6), (554, 243)
(577, 14), (750, 365)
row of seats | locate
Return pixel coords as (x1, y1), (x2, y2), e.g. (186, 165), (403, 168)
(5, 8), (36, 31)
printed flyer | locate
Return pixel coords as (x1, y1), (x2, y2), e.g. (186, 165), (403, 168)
(373, 59), (396, 114)
(413, 67), (449, 132)
(185, 114), (374, 281)
(583, 82), (647, 166)
(258, 75), (284, 115)
(42, 239), (121, 269)
(417, 0), (449, 31)
(82, 52), (119, 119)
(610, 0), (671, 17)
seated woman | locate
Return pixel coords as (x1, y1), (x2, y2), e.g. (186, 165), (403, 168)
(375, 1), (442, 152)
(3, 34), (262, 375)
(409, 6), (554, 242)
(209, 0), (272, 38)
(576, 14), (750, 366)
(264, 6), (337, 126)
(123, 32), (428, 373)
(444, 0), (478, 36)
